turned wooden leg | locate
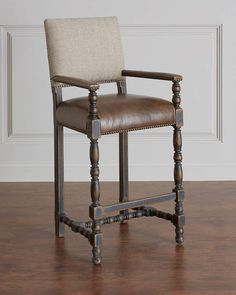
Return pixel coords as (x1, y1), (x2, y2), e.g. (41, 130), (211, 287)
(90, 139), (102, 264)
(173, 125), (185, 244)
(54, 124), (64, 237)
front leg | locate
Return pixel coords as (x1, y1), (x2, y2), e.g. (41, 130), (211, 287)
(89, 139), (102, 264)
(87, 89), (103, 264)
(173, 126), (185, 244)
(172, 80), (185, 244)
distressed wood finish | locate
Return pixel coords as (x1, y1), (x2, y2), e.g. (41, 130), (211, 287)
(52, 87), (64, 238)
(59, 206), (175, 230)
(86, 90), (101, 139)
(88, 90), (98, 120)
(172, 81), (181, 109)
(173, 127), (185, 244)
(103, 192), (177, 214)
(117, 80), (127, 95)
(90, 139), (103, 265)
(117, 81), (129, 221)
(122, 70), (183, 82)
(60, 213), (92, 239)
(172, 80), (185, 244)
(87, 89), (103, 264)
(117, 81), (129, 210)
(119, 132), (128, 205)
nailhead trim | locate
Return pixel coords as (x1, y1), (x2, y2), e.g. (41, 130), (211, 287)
(58, 121), (175, 136)
(101, 122), (175, 135)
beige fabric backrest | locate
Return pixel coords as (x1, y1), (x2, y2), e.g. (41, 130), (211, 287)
(44, 16), (125, 86)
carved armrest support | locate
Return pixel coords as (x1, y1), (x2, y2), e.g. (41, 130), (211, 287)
(86, 90), (101, 139)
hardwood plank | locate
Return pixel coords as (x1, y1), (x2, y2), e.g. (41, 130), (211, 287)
(0, 182), (236, 295)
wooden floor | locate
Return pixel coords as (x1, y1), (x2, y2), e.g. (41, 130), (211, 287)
(0, 182), (236, 295)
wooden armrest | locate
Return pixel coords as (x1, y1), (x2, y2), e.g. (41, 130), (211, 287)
(51, 75), (100, 91)
(122, 70), (183, 82)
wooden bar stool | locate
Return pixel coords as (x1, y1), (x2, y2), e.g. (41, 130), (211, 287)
(44, 16), (185, 264)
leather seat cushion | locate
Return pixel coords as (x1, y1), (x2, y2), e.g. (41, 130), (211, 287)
(56, 94), (176, 135)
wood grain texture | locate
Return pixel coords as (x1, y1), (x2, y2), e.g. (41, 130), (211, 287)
(173, 126), (184, 244)
(0, 181), (236, 294)
(53, 87), (64, 238)
(89, 139), (102, 264)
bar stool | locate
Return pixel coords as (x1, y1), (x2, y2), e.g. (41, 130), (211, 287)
(44, 16), (185, 264)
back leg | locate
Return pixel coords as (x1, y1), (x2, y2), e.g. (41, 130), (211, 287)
(119, 132), (128, 216)
(54, 124), (64, 237)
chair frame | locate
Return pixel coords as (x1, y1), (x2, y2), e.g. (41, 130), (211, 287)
(52, 73), (185, 265)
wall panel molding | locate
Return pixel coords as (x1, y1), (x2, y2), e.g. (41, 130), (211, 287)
(0, 24), (223, 144)
(0, 23), (228, 181)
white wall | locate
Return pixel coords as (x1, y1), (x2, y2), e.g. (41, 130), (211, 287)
(0, 0), (236, 181)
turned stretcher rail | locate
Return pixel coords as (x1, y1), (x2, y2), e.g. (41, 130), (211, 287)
(59, 206), (175, 236)
(103, 192), (178, 214)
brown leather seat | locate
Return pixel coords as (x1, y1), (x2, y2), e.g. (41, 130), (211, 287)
(56, 94), (175, 135)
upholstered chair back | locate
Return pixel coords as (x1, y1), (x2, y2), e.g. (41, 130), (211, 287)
(44, 16), (125, 86)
